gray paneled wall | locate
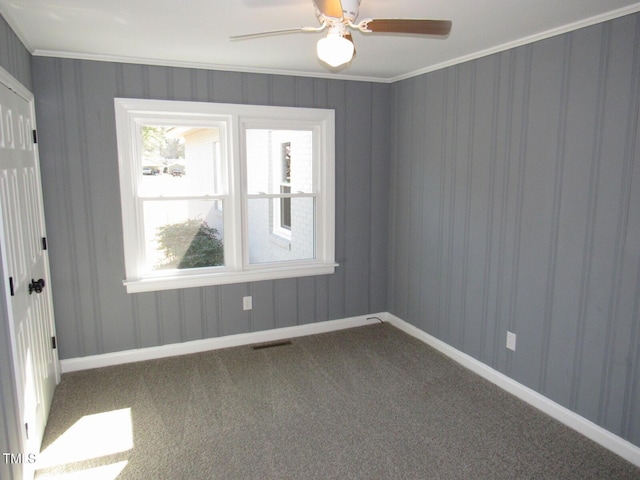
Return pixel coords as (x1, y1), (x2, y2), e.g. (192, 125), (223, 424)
(0, 13), (32, 480)
(0, 14), (31, 90)
(388, 12), (640, 447)
(31, 59), (390, 360)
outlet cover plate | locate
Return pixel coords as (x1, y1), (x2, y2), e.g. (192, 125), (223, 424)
(243, 296), (252, 310)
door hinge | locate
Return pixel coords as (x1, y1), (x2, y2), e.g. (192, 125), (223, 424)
(32, 130), (37, 144)
(51, 336), (57, 349)
(9, 277), (14, 296)
(42, 237), (48, 250)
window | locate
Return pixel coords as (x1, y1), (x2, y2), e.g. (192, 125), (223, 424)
(114, 99), (336, 293)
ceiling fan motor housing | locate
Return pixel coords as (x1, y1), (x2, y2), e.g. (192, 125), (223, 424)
(316, 0), (361, 22)
(340, 0), (361, 22)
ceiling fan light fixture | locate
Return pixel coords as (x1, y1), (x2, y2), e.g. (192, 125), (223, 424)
(316, 32), (354, 67)
(231, 0), (453, 71)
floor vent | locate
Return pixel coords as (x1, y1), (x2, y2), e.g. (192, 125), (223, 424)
(251, 340), (293, 350)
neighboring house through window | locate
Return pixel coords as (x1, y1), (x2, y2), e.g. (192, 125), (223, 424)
(114, 98), (336, 293)
(279, 142), (292, 235)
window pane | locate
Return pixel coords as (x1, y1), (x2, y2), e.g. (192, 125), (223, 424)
(247, 197), (315, 264)
(245, 129), (313, 195)
(139, 126), (224, 197)
(142, 200), (224, 272)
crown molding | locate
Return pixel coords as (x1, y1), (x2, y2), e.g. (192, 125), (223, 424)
(391, 2), (640, 82)
(31, 49), (392, 84)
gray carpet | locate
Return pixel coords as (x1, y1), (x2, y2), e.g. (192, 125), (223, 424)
(36, 323), (640, 479)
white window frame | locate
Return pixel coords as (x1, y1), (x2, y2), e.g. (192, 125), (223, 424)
(114, 98), (336, 293)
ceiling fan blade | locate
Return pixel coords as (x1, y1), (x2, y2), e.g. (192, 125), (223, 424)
(313, 0), (343, 20)
(230, 25), (324, 40)
(361, 19), (452, 36)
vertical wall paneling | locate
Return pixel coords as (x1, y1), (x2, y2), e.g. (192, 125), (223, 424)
(296, 276), (317, 325)
(326, 80), (347, 320)
(219, 283), (250, 336)
(419, 70), (442, 339)
(369, 83), (390, 314)
(33, 58), (81, 357)
(134, 292), (159, 348)
(505, 44), (533, 380)
(539, 34), (572, 395)
(160, 290), (183, 345)
(181, 288), (202, 342)
(464, 56), (492, 362)
(314, 263), (330, 324)
(407, 77), (424, 330)
(0, 14), (31, 90)
(75, 61), (103, 354)
(443, 66), (458, 347)
(245, 73), (270, 106)
(388, 12), (640, 447)
(570, 22), (612, 422)
(249, 281), (276, 333)
(620, 24), (640, 443)
(210, 70), (244, 104)
(459, 62), (476, 354)
(274, 278), (298, 329)
(345, 81), (372, 317)
(542, 24), (599, 407)
(435, 69), (449, 341)
(599, 15), (640, 435)
(32, 59), (390, 360)
(62, 59), (97, 355)
(386, 85), (398, 317)
(415, 75), (429, 335)
(389, 78), (412, 322)
(623, 170), (640, 443)
(511, 40), (557, 389)
(490, 50), (516, 372)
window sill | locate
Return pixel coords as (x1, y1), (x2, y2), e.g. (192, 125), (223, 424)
(123, 263), (338, 293)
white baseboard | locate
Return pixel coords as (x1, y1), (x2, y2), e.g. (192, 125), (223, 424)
(383, 312), (640, 469)
(60, 313), (385, 374)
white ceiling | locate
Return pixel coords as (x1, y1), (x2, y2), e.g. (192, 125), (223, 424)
(2, 0), (639, 82)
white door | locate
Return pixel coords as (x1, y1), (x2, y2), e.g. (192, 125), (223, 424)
(0, 74), (59, 478)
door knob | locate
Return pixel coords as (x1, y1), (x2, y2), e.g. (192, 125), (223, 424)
(28, 278), (45, 294)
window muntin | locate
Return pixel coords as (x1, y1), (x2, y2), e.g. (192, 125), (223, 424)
(115, 99), (335, 293)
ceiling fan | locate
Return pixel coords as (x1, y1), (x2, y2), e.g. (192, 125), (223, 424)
(230, 0), (452, 69)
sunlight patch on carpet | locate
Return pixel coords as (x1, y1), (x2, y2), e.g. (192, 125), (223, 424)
(35, 461), (128, 479)
(36, 408), (133, 471)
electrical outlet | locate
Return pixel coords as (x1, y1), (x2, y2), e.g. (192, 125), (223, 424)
(506, 331), (516, 351)
(243, 296), (252, 311)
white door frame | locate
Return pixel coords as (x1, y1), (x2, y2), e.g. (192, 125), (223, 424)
(0, 64), (61, 478)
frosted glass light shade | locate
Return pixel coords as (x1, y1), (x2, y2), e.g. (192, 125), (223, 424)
(317, 34), (354, 67)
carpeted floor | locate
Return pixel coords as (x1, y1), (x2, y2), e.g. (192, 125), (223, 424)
(36, 323), (640, 479)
